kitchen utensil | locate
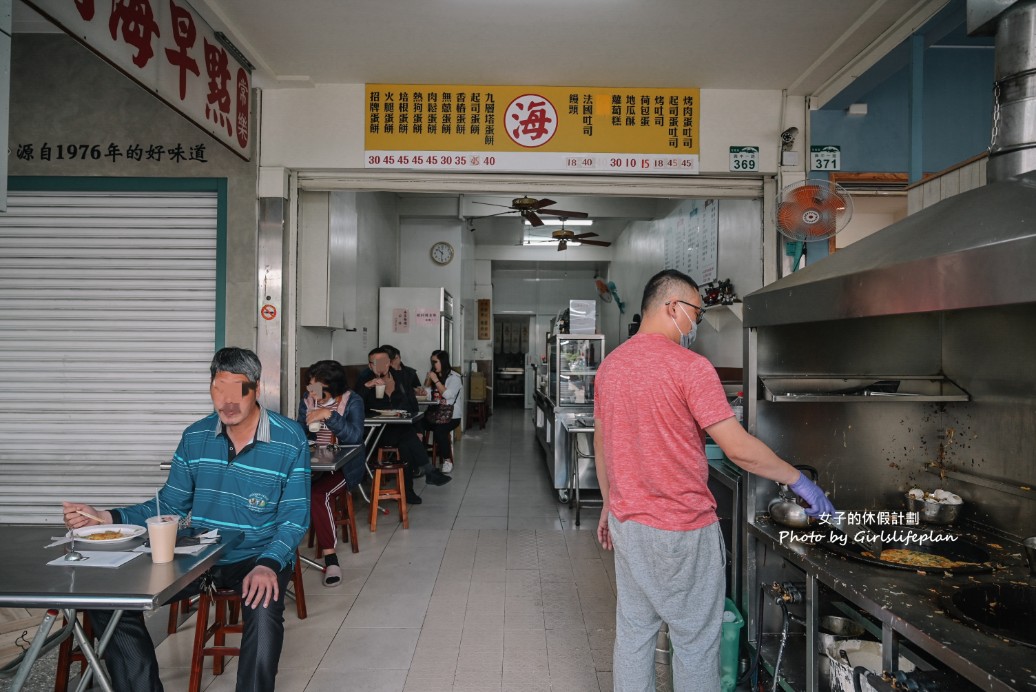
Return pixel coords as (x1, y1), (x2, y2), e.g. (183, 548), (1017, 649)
(65, 531), (85, 562)
(1024, 537), (1036, 576)
(768, 465), (817, 529)
(818, 616), (866, 653)
(75, 509), (106, 524)
(906, 494), (962, 525)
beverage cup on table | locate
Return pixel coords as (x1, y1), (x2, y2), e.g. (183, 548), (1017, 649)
(146, 515), (178, 563)
(375, 383), (386, 398)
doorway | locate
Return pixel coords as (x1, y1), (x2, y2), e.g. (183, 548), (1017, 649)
(493, 314), (532, 408)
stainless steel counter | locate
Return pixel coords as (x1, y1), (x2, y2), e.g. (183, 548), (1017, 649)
(532, 391), (595, 502)
(748, 519), (1036, 691)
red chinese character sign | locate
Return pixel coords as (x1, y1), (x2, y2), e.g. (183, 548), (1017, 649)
(506, 95), (557, 148)
(365, 84), (700, 175)
(25, 0), (252, 160)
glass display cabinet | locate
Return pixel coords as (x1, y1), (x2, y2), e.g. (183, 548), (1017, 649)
(547, 334), (604, 406)
(536, 334), (605, 501)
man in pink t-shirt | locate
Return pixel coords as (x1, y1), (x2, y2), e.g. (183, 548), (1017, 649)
(594, 269), (835, 692)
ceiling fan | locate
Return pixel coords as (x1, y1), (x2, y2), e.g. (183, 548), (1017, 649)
(470, 196), (589, 228)
(526, 221), (612, 252)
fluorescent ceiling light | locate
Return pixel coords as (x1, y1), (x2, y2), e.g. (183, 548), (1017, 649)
(523, 219), (593, 226)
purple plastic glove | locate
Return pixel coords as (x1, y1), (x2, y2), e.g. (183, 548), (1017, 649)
(789, 471), (836, 518)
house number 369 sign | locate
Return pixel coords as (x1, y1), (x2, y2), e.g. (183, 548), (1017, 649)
(729, 146), (759, 172)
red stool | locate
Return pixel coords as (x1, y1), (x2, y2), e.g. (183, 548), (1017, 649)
(170, 551), (307, 635)
(187, 555), (307, 692)
(53, 613), (93, 692)
(467, 399), (488, 429)
(307, 486), (360, 555)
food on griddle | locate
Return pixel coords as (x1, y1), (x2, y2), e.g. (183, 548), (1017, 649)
(907, 487), (962, 505)
(864, 548), (974, 570)
(85, 530), (125, 540)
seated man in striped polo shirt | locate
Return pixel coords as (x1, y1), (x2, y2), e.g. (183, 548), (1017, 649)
(62, 347), (310, 692)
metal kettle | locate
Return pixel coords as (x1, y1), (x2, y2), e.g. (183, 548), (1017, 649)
(768, 465), (818, 529)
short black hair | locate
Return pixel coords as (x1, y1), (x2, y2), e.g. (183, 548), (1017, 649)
(380, 344), (401, 360)
(307, 360), (348, 397)
(368, 346), (390, 359)
(210, 347), (261, 383)
(640, 269), (700, 314)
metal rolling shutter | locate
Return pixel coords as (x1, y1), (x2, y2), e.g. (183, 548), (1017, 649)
(0, 191), (217, 524)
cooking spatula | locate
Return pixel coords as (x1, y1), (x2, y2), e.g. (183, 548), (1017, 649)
(828, 514), (883, 557)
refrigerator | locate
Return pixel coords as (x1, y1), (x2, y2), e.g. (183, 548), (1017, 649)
(378, 287), (454, 369)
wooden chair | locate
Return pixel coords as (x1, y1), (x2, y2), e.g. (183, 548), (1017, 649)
(467, 398), (488, 429)
(53, 613), (92, 692)
(186, 554), (308, 692)
(370, 448), (408, 531)
(421, 430), (440, 467)
(306, 486), (360, 556)
(169, 551), (307, 634)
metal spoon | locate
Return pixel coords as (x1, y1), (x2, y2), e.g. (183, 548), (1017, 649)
(65, 529), (85, 562)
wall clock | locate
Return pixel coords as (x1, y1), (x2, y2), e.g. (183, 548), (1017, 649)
(430, 241), (455, 265)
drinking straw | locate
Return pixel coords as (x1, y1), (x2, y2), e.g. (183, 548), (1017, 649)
(155, 489), (161, 517)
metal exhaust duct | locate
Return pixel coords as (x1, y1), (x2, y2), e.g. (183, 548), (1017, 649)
(987, 0), (1036, 182)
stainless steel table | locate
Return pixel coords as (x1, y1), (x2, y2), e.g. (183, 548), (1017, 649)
(309, 443), (363, 473)
(363, 412), (424, 515)
(362, 412), (424, 472)
(561, 417), (601, 526)
(0, 525), (242, 692)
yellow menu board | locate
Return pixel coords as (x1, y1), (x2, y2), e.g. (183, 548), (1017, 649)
(365, 84), (700, 175)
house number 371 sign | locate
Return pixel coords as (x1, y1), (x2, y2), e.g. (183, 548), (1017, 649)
(810, 145), (841, 171)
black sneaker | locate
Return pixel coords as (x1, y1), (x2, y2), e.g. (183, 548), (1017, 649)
(406, 491), (423, 505)
(412, 467), (426, 479)
(424, 469), (453, 486)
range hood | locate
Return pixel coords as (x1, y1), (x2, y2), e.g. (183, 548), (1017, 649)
(746, 0), (1036, 328)
(743, 172), (1036, 327)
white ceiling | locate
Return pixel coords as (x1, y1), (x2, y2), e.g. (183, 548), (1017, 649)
(11, 0), (948, 94)
(10, 0), (950, 256)
(195, 0), (946, 95)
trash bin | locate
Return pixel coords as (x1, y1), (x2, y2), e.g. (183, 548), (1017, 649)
(654, 600), (743, 692)
(720, 598), (744, 692)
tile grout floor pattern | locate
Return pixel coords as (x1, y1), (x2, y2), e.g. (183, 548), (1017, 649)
(9, 404), (618, 692)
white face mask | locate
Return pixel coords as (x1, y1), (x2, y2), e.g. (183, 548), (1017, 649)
(671, 305), (698, 349)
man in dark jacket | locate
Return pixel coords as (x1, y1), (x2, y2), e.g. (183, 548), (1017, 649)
(356, 347), (451, 504)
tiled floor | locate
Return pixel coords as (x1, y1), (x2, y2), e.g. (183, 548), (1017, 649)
(157, 404), (616, 692)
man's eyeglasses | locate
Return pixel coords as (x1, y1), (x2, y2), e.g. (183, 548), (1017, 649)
(666, 299), (706, 325)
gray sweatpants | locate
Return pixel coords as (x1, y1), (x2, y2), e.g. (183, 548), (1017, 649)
(609, 515), (725, 692)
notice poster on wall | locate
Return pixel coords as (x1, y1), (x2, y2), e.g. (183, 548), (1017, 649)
(663, 200), (718, 284)
(392, 308), (410, 333)
(477, 299), (491, 340)
(415, 309), (439, 326)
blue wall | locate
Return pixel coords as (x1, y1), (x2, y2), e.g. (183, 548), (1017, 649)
(810, 46), (993, 175)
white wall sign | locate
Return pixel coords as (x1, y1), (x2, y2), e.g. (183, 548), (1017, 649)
(810, 145), (841, 171)
(663, 199), (718, 284)
(729, 146), (759, 172)
(24, 0), (252, 160)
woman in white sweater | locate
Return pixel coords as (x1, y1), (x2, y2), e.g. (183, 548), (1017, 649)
(424, 349), (463, 473)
